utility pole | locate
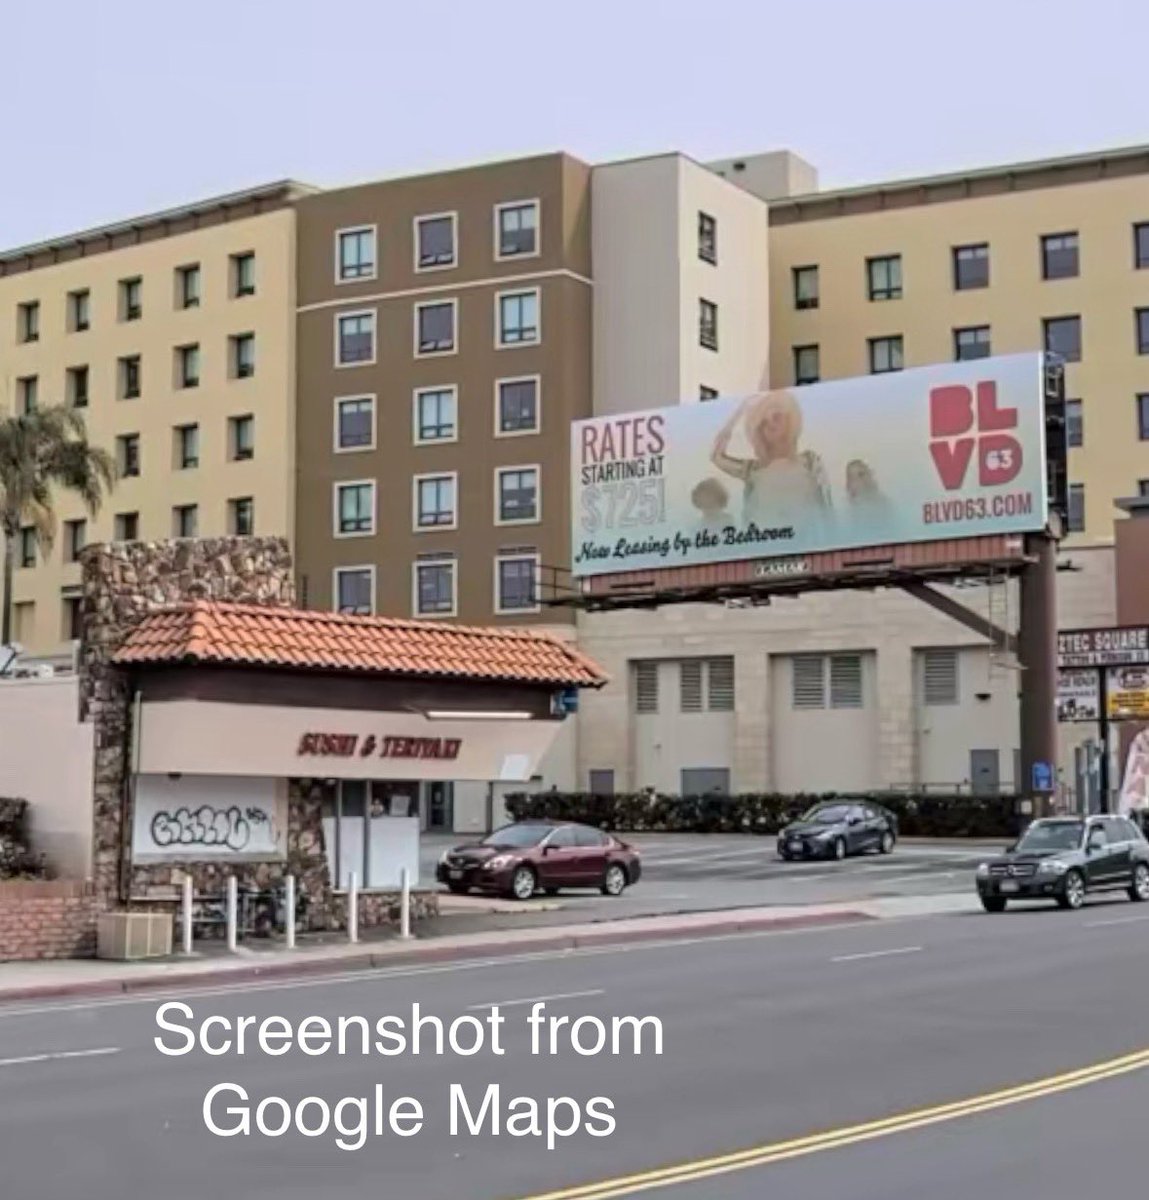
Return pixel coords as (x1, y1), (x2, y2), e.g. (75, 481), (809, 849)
(1018, 533), (1059, 815)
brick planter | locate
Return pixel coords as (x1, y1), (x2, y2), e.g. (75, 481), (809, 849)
(0, 880), (97, 961)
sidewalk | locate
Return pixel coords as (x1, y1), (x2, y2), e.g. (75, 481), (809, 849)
(0, 892), (975, 1005)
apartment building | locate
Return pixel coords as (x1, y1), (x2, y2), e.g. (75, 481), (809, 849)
(0, 183), (305, 655)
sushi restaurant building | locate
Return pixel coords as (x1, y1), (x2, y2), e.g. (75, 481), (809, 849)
(80, 538), (605, 930)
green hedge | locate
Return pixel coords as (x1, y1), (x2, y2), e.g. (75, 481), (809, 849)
(504, 791), (1024, 839)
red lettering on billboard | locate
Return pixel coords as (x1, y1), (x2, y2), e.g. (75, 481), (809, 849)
(928, 380), (1022, 490)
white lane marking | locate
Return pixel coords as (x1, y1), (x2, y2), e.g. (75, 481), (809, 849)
(832, 946), (923, 964)
(0, 1046), (120, 1068)
(466, 988), (604, 1011)
(1084, 913), (1149, 928)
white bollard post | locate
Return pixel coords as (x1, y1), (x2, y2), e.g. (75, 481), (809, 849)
(284, 874), (296, 951)
(181, 876), (194, 956)
(399, 867), (413, 941)
(226, 875), (238, 953)
(347, 871), (359, 944)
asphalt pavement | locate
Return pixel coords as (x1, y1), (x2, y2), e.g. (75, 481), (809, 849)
(1, 897), (1148, 1198)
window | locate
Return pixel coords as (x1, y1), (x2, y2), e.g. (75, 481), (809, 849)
(17, 301), (39, 343)
(176, 424), (199, 469)
(699, 386), (719, 402)
(792, 655), (824, 709)
(67, 365), (89, 409)
(69, 289), (90, 332)
(588, 770), (615, 797)
(62, 593), (83, 642)
(229, 497), (254, 536)
(699, 299), (718, 351)
(867, 255), (902, 301)
(1041, 232), (1079, 280)
(1136, 223), (1149, 270)
(415, 214), (457, 270)
(496, 466), (540, 524)
(793, 265), (819, 310)
(173, 504), (198, 538)
(681, 767), (730, 796)
(337, 227), (377, 282)
(869, 335), (903, 374)
(496, 200), (539, 259)
(335, 481), (375, 536)
(1137, 309), (1149, 355)
(117, 434), (140, 478)
(792, 653), (864, 709)
(923, 649), (958, 705)
(114, 512), (139, 541)
(335, 396), (376, 451)
(232, 252), (256, 297)
(1068, 483), (1085, 533)
(698, 212), (717, 264)
(177, 343), (200, 388)
(334, 566), (374, 616)
(1067, 399), (1083, 448)
(119, 355), (141, 399)
(496, 554), (539, 613)
(120, 277), (142, 321)
(953, 243), (989, 290)
(18, 527), (36, 569)
(1139, 479), (1149, 498)
(415, 474), (457, 529)
(231, 333), (255, 378)
(410, 386), (455, 445)
(679, 658), (735, 713)
(415, 300), (456, 355)
(336, 311), (376, 365)
(64, 519), (87, 563)
(634, 661), (659, 714)
(229, 414), (254, 461)
(12, 602), (34, 643)
(829, 655), (863, 708)
(954, 325), (991, 361)
(17, 375), (37, 415)
(1044, 315), (1081, 363)
(793, 344), (819, 385)
(497, 377), (539, 435)
(177, 264), (201, 309)
(414, 558), (456, 617)
(1139, 395), (1149, 441)
(497, 290), (540, 347)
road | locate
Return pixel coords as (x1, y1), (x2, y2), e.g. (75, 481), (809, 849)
(1, 899), (1147, 1198)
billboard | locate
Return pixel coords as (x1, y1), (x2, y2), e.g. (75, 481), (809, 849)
(571, 353), (1048, 578)
(1107, 666), (1149, 721)
(1057, 670), (1100, 723)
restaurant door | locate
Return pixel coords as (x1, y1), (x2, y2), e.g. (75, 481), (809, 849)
(424, 781), (454, 831)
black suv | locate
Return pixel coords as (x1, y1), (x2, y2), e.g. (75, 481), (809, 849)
(976, 815), (1149, 912)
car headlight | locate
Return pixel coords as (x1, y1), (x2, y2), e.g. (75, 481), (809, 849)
(484, 854), (516, 871)
(438, 850), (452, 866)
(813, 829), (834, 840)
(976, 863), (990, 878)
(1037, 860), (1067, 875)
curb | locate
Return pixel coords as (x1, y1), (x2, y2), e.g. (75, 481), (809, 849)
(0, 909), (873, 1005)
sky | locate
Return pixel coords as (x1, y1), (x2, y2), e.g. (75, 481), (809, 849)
(1, 0), (1146, 249)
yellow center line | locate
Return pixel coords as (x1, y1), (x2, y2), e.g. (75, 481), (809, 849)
(509, 1046), (1149, 1200)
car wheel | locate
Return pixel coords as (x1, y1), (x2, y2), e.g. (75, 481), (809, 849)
(1057, 869), (1086, 910)
(446, 882), (468, 895)
(601, 863), (628, 897)
(879, 831), (895, 855)
(832, 838), (847, 862)
(1128, 862), (1149, 903)
(509, 866), (537, 901)
(981, 897), (1007, 913)
(779, 850), (793, 862)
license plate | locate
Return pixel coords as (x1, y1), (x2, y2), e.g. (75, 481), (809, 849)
(999, 880), (1019, 893)
(449, 869), (463, 880)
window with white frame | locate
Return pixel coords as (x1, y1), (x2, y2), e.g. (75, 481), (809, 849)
(334, 566), (374, 615)
(496, 201), (539, 258)
(922, 648), (959, 705)
(679, 658), (735, 712)
(336, 311), (376, 365)
(415, 557), (456, 616)
(497, 290), (539, 347)
(337, 227), (376, 281)
(414, 387), (457, 443)
(497, 466), (539, 523)
(335, 481), (375, 536)
(496, 554), (539, 612)
(335, 396), (375, 451)
(416, 300), (456, 355)
(415, 474), (457, 529)
(415, 214), (456, 269)
(497, 377), (539, 435)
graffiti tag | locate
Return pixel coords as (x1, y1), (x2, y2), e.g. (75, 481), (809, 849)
(149, 805), (269, 853)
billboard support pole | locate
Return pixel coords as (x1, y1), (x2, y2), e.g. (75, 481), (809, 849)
(1098, 669), (1111, 813)
(1019, 533), (1059, 816)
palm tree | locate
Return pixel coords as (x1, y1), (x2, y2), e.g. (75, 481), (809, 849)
(0, 405), (117, 648)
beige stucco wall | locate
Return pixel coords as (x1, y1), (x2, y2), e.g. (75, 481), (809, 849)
(0, 208), (297, 655)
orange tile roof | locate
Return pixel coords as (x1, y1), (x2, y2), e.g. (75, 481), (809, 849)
(112, 601), (607, 688)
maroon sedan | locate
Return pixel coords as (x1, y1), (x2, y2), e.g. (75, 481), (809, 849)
(436, 821), (642, 901)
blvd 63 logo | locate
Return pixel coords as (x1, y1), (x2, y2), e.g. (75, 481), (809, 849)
(928, 381), (1022, 490)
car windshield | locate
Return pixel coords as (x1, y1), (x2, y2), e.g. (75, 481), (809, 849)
(1015, 821), (1085, 853)
(482, 824), (551, 848)
(803, 805), (851, 824)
